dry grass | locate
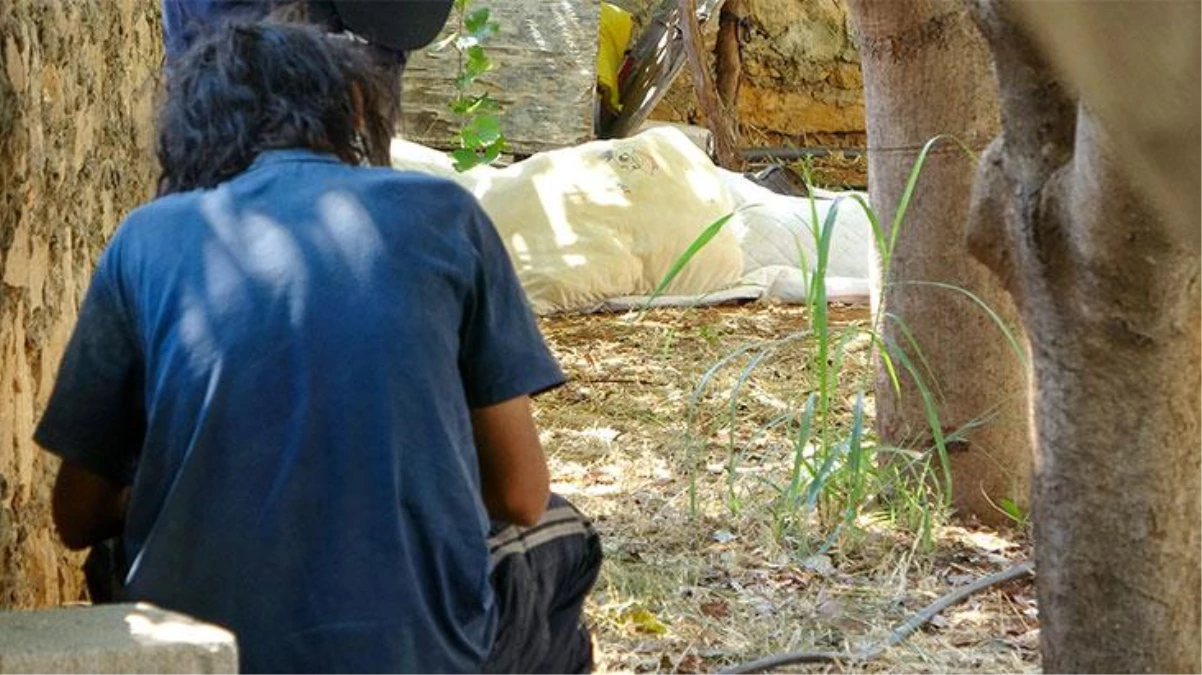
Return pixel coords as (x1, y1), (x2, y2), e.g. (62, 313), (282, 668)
(535, 304), (1037, 674)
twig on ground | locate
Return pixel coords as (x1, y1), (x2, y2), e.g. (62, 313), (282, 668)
(719, 560), (1035, 674)
(574, 377), (661, 386)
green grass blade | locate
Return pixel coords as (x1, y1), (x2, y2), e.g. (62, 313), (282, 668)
(888, 135), (979, 257)
(803, 437), (846, 514)
(887, 312), (946, 404)
(685, 340), (761, 517)
(639, 208), (749, 318)
(786, 393), (818, 509)
(726, 346), (780, 513)
(880, 331), (953, 505)
(684, 330), (812, 517)
(865, 329), (903, 396)
(893, 280), (1029, 368)
(829, 325), (867, 389)
(844, 192), (888, 265)
(844, 390), (868, 524)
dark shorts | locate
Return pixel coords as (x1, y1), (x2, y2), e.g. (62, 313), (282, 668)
(485, 494), (603, 674)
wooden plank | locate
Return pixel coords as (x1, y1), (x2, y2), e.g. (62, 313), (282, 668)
(399, 0), (600, 155)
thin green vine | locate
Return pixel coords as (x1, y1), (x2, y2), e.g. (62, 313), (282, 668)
(433, 0), (507, 172)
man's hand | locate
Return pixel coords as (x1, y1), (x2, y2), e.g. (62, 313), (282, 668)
(471, 395), (550, 526)
(52, 460), (130, 550)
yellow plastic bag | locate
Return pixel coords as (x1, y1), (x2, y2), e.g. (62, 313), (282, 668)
(597, 2), (634, 113)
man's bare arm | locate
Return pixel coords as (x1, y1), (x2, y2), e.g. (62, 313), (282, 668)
(471, 395), (550, 527)
(51, 460), (130, 550)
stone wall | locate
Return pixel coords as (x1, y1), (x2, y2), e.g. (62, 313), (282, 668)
(622, 0), (867, 184)
(0, 0), (161, 608)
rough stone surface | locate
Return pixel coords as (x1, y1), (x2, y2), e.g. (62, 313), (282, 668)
(401, 0), (600, 155)
(0, 0), (161, 608)
(635, 0), (864, 138)
(618, 0), (867, 184)
(0, 603), (237, 673)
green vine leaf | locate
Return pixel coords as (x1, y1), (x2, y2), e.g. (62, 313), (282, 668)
(464, 7), (492, 35)
(445, 0), (507, 173)
(470, 116), (502, 145)
(450, 148), (481, 172)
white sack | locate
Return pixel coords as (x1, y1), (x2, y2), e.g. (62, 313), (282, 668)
(718, 169), (877, 304)
(392, 127), (745, 315)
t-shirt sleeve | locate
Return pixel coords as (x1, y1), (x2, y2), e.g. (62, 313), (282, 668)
(459, 202), (565, 408)
(34, 247), (144, 486)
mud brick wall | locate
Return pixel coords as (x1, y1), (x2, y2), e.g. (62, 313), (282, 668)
(618, 0), (867, 184)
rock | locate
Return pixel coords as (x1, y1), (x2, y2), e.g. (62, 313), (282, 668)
(803, 554), (837, 576)
(0, 604), (237, 673)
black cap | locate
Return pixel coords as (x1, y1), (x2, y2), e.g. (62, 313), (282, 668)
(330, 0), (455, 51)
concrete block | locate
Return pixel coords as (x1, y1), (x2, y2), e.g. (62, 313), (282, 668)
(0, 603), (237, 674)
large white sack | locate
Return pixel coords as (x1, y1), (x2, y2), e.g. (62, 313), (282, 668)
(392, 127), (744, 315)
(718, 169), (876, 304)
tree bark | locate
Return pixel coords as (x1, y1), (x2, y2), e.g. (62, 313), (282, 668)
(968, 1), (1201, 670)
(1008, 1), (1200, 254)
(715, 0), (743, 113)
(1, 0), (161, 607)
(848, 0), (1032, 525)
(679, 0), (741, 169)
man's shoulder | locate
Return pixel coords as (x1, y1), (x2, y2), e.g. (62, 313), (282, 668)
(340, 165), (490, 238)
(126, 188), (205, 219)
(111, 190), (208, 247)
(353, 165), (479, 208)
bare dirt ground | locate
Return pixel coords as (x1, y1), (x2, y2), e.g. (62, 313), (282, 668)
(535, 304), (1038, 673)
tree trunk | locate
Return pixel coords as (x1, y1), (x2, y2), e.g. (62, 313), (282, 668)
(968, 1), (1201, 670)
(1007, 1), (1200, 254)
(848, 0), (1032, 525)
(679, 0), (740, 169)
(0, 1), (162, 607)
(714, 0), (743, 113)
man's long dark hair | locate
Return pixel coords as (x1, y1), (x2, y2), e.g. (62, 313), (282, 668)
(156, 21), (399, 195)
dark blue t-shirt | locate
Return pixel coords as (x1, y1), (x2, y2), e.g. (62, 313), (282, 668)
(34, 150), (564, 673)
